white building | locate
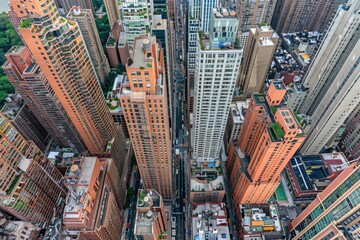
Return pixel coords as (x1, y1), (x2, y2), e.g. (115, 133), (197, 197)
(192, 8), (243, 162)
(119, 0), (152, 46)
(296, 1), (360, 155)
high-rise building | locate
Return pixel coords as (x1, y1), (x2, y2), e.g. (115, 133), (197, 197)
(62, 157), (124, 239)
(134, 189), (167, 240)
(152, 18), (173, 127)
(200, 0), (219, 33)
(103, 0), (120, 28)
(227, 82), (305, 206)
(3, 46), (86, 152)
(271, 0), (346, 33)
(119, 36), (172, 199)
(289, 163), (360, 240)
(0, 113), (66, 228)
(192, 8), (243, 162)
(339, 103), (360, 160)
(153, 0), (167, 19)
(55, 0), (95, 15)
(294, 1), (360, 155)
(120, 0), (152, 46)
(236, 25), (278, 100)
(235, 0), (277, 45)
(10, 0), (127, 173)
(67, 6), (110, 83)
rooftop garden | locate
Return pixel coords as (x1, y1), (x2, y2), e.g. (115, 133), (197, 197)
(106, 37), (116, 46)
(294, 111), (303, 124)
(107, 98), (119, 110)
(270, 106), (278, 116)
(198, 31), (204, 50)
(20, 19), (33, 28)
(146, 62), (152, 68)
(269, 123), (285, 141)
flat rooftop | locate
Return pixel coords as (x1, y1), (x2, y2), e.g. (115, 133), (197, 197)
(130, 35), (156, 68)
(212, 8), (237, 18)
(192, 202), (229, 240)
(230, 100), (249, 124)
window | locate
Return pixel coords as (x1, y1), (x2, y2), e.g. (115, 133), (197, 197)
(144, 71), (149, 76)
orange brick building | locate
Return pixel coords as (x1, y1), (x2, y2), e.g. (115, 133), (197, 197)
(9, 0), (126, 174)
(227, 82), (305, 219)
(119, 35), (172, 199)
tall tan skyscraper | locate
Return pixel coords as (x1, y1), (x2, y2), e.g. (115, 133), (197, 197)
(237, 25), (278, 100)
(271, 0), (346, 33)
(10, 0), (126, 174)
(103, 0), (120, 28)
(119, 36), (173, 199)
(0, 113), (66, 228)
(67, 6), (110, 83)
(3, 46), (86, 152)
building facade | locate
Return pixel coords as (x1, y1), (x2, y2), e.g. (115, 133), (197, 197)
(271, 0), (346, 33)
(119, 0), (152, 46)
(0, 113), (66, 228)
(10, 0), (127, 174)
(192, 8), (243, 162)
(295, 1), (360, 155)
(56, 0), (95, 14)
(103, 0), (120, 28)
(62, 157), (124, 239)
(119, 36), (173, 199)
(67, 6), (111, 83)
(339, 103), (360, 160)
(227, 82), (305, 206)
(236, 25), (278, 100)
(2, 46), (86, 152)
(290, 163), (360, 240)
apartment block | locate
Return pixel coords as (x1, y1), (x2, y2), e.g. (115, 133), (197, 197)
(119, 36), (173, 199)
(237, 25), (278, 100)
(271, 0), (346, 33)
(67, 6), (110, 83)
(1, 95), (49, 151)
(0, 214), (40, 240)
(120, 0), (152, 46)
(62, 157), (123, 239)
(134, 189), (167, 240)
(290, 163), (360, 239)
(192, 8), (243, 162)
(2, 46), (86, 152)
(10, 0), (127, 174)
(0, 113), (66, 228)
(295, 1), (360, 155)
(227, 82), (305, 206)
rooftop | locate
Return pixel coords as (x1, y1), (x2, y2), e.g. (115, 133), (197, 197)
(191, 173), (224, 192)
(230, 100), (249, 124)
(152, 19), (167, 29)
(118, 32), (127, 46)
(288, 153), (348, 192)
(134, 189), (163, 236)
(192, 202), (229, 240)
(198, 31), (242, 51)
(212, 7), (237, 18)
(130, 35), (156, 68)
(241, 204), (283, 237)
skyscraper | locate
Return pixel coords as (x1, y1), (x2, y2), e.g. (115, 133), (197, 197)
(235, 0), (277, 45)
(120, 0), (152, 46)
(55, 0), (95, 14)
(67, 6), (110, 83)
(200, 0), (219, 33)
(62, 157), (124, 239)
(227, 82), (305, 205)
(237, 25), (278, 100)
(103, 0), (120, 28)
(3, 46), (86, 152)
(271, 0), (346, 33)
(192, 8), (243, 162)
(294, 1), (360, 155)
(10, 0), (127, 173)
(289, 163), (360, 239)
(339, 103), (360, 160)
(0, 113), (66, 228)
(119, 36), (173, 199)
